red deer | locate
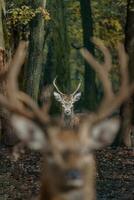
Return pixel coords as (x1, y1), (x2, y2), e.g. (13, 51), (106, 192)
(0, 39), (134, 200)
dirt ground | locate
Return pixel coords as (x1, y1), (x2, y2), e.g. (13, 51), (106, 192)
(0, 145), (133, 200)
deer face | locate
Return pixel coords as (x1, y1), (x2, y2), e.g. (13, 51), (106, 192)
(53, 78), (81, 116)
(11, 115), (120, 189)
(44, 128), (94, 189)
(54, 92), (81, 116)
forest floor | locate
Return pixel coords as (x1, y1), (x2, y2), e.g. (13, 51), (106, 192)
(0, 145), (133, 200)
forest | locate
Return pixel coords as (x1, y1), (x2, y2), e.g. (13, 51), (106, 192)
(0, 0), (134, 200)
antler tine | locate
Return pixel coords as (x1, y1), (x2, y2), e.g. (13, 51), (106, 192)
(0, 93), (34, 118)
(92, 37), (112, 72)
(117, 43), (129, 91)
(80, 39), (114, 102)
(71, 81), (81, 96)
(7, 41), (28, 106)
(17, 91), (50, 123)
(53, 77), (65, 95)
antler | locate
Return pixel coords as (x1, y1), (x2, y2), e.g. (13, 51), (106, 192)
(0, 38), (133, 128)
(0, 41), (33, 118)
(0, 41), (50, 124)
(7, 41), (28, 107)
(71, 81), (81, 96)
(53, 77), (65, 95)
(80, 38), (134, 124)
(53, 77), (81, 95)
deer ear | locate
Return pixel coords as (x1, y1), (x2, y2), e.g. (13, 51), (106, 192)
(11, 115), (47, 150)
(89, 118), (120, 149)
(53, 92), (62, 102)
(73, 92), (81, 102)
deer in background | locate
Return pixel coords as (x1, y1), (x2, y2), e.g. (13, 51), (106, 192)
(53, 78), (81, 127)
(0, 39), (134, 200)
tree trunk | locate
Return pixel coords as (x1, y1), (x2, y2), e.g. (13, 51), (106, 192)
(120, 0), (134, 147)
(0, 0), (18, 145)
(24, 0), (46, 102)
(41, 40), (53, 88)
(48, 0), (71, 92)
(80, 0), (97, 111)
(44, 0), (71, 114)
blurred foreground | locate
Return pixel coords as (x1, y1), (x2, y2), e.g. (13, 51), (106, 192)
(0, 146), (133, 200)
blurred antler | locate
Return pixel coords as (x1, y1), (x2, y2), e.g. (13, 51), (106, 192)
(7, 41), (28, 106)
(0, 41), (33, 118)
(80, 38), (134, 123)
(0, 41), (50, 124)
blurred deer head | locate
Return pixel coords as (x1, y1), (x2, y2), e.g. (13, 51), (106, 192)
(53, 78), (81, 116)
(0, 39), (134, 200)
(10, 114), (119, 200)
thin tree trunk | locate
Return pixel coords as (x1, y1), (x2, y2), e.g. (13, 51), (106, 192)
(0, 0), (5, 49)
(42, 40), (53, 87)
(120, 0), (134, 147)
(80, 0), (97, 111)
(48, 0), (71, 92)
(24, 0), (46, 102)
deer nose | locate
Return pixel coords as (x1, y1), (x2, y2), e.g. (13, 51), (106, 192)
(65, 110), (71, 115)
(65, 169), (81, 180)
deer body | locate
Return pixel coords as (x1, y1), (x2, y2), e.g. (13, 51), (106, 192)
(0, 39), (134, 200)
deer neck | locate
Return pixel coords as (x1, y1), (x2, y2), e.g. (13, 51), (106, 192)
(62, 109), (74, 127)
